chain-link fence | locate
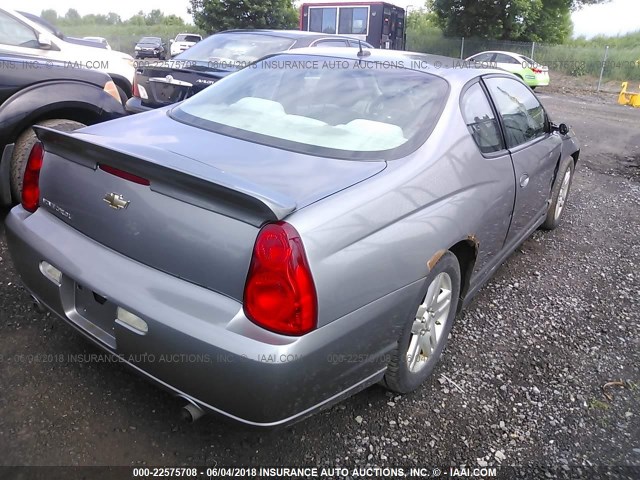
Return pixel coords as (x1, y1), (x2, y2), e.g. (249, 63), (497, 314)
(76, 28), (640, 90)
(407, 31), (640, 90)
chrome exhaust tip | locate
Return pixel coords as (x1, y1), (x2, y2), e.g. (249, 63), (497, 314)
(179, 398), (205, 423)
(31, 296), (47, 314)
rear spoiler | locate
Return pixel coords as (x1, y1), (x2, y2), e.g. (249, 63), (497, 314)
(34, 126), (297, 226)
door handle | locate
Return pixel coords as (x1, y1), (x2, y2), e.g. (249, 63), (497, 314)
(519, 174), (530, 188)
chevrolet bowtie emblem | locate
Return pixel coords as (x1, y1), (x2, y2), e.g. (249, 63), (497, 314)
(103, 193), (130, 210)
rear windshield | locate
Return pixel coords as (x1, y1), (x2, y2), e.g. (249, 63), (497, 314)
(171, 54), (449, 160)
(174, 33), (296, 68)
(520, 55), (538, 67)
(176, 34), (201, 43)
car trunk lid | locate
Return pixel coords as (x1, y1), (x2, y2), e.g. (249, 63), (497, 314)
(33, 116), (386, 299)
(136, 62), (230, 108)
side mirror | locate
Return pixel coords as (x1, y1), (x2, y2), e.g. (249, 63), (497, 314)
(551, 123), (569, 136)
(37, 34), (52, 49)
(170, 39), (174, 44)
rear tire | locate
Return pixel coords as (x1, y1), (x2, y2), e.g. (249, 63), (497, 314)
(382, 251), (461, 393)
(10, 119), (85, 200)
(541, 156), (574, 230)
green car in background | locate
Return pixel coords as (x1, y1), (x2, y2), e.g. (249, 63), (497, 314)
(466, 50), (550, 89)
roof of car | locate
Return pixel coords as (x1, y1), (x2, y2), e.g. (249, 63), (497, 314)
(473, 50), (523, 57)
(277, 47), (501, 82)
(219, 29), (363, 40)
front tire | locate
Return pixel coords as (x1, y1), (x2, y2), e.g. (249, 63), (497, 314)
(10, 119), (85, 200)
(382, 251), (461, 393)
(541, 156), (574, 230)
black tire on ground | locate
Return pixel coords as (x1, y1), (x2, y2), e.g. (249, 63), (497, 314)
(541, 156), (575, 231)
(382, 251), (461, 394)
(10, 119), (86, 200)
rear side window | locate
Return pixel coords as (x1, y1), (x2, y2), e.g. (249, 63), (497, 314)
(461, 83), (504, 154)
(494, 53), (519, 64)
(314, 39), (349, 47)
(485, 77), (546, 148)
(470, 53), (495, 63)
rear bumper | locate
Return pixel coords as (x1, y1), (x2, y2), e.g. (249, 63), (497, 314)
(136, 52), (163, 59)
(525, 73), (550, 87)
(6, 207), (414, 426)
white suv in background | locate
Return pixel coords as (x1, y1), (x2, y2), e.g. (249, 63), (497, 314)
(0, 8), (135, 99)
(169, 33), (202, 57)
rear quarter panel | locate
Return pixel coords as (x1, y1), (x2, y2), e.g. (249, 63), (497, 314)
(289, 82), (516, 330)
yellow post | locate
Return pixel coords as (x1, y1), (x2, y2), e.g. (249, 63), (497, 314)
(618, 82), (629, 105)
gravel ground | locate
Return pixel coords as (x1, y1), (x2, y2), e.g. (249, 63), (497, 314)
(0, 92), (638, 476)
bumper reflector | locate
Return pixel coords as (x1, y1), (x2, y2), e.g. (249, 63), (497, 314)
(116, 307), (148, 333)
(39, 261), (62, 285)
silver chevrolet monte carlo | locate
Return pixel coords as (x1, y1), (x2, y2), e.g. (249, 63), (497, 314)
(6, 48), (579, 426)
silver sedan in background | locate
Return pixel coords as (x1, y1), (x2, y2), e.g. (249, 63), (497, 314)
(6, 48), (579, 427)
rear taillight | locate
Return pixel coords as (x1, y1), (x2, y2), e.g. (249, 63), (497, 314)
(132, 76), (140, 98)
(532, 67), (543, 74)
(21, 142), (44, 212)
(103, 80), (120, 102)
(244, 222), (317, 336)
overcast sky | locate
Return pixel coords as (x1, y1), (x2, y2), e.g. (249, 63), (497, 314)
(15, 0), (640, 39)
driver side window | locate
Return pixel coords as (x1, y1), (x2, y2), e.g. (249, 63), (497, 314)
(485, 77), (546, 148)
(0, 11), (38, 48)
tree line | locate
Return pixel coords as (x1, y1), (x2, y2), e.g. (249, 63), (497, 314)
(40, 9), (187, 28)
(39, 1), (300, 33)
(40, 0), (616, 43)
(428, 0), (612, 44)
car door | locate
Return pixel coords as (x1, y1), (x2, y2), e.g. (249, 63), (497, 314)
(484, 75), (561, 243)
(459, 80), (516, 276)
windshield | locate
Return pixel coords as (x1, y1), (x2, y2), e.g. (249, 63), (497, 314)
(175, 33), (296, 69)
(171, 54), (449, 160)
(176, 34), (201, 43)
(139, 37), (160, 44)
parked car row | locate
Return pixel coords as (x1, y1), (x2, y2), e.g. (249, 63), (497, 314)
(127, 29), (374, 113)
(133, 33), (203, 60)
